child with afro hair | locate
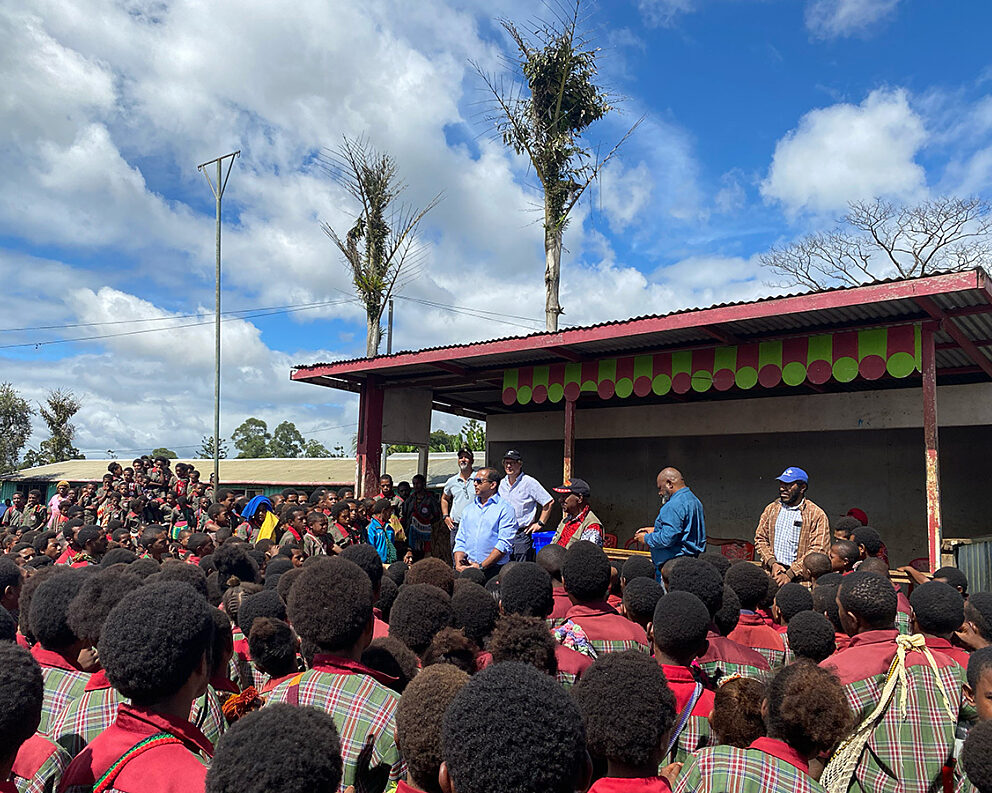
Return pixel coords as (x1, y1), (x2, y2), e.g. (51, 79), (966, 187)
(668, 559), (770, 685)
(3, 644), (72, 793)
(440, 662), (589, 793)
(341, 543), (390, 639)
(649, 591), (716, 764)
(561, 541), (648, 655)
(487, 615), (559, 678)
(962, 720), (992, 793)
(189, 607), (237, 747)
(677, 662), (852, 793)
(390, 583), (454, 658)
(910, 580), (970, 668)
(708, 677), (766, 749)
(786, 610), (837, 664)
(60, 582), (216, 793)
(27, 568), (91, 734)
(724, 563), (787, 668)
(52, 568), (145, 757)
(265, 556), (403, 790)
(249, 618), (299, 691)
(966, 646), (992, 723)
(571, 649), (680, 792)
(449, 581), (498, 651)
(206, 704), (343, 793)
(395, 663), (470, 793)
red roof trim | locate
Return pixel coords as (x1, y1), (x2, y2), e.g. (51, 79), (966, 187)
(292, 270), (985, 380)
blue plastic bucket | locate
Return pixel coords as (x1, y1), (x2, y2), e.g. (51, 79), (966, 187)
(532, 530), (555, 552)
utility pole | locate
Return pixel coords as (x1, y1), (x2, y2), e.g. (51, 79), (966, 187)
(197, 150), (240, 492)
(386, 298), (394, 355)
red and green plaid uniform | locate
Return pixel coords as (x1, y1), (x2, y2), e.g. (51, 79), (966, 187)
(265, 655), (403, 791)
(729, 614), (788, 669)
(31, 645), (91, 735)
(696, 633), (771, 685)
(674, 738), (825, 793)
(822, 629), (966, 793)
(565, 603), (650, 657)
(11, 734), (71, 793)
(50, 671), (126, 757)
(189, 684), (227, 748)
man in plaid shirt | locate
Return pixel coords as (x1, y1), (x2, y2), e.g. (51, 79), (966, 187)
(560, 542), (649, 656)
(821, 571), (966, 793)
(27, 571), (92, 734)
(675, 662), (853, 793)
(651, 591), (716, 765)
(265, 556), (403, 791)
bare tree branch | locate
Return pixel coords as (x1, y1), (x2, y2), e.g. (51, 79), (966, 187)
(762, 196), (992, 291)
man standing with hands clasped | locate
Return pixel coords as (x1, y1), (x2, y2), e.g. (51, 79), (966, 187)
(498, 450), (554, 562)
(753, 466), (830, 585)
(453, 467), (517, 581)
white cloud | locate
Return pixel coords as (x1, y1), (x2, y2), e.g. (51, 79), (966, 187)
(761, 88), (927, 215)
(598, 160), (654, 232)
(638, 0), (697, 27)
(805, 0), (901, 39)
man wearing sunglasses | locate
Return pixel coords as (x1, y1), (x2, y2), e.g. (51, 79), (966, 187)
(452, 467), (517, 581)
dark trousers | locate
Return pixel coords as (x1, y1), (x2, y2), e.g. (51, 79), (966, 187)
(510, 532), (534, 563)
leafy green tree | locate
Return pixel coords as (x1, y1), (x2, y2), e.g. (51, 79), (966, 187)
(429, 430), (462, 452)
(0, 383), (33, 474)
(459, 419), (486, 451)
(303, 438), (332, 458)
(151, 447), (178, 459)
(269, 421), (307, 458)
(477, 1), (636, 331)
(24, 389), (85, 466)
(329, 443), (347, 458)
(232, 417), (271, 458)
(197, 435), (228, 459)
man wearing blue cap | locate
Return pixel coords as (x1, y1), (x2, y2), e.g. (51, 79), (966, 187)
(753, 467), (830, 586)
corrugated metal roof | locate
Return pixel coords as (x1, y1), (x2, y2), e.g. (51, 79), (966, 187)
(3, 453), (468, 489)
(294, 270), (992, 376)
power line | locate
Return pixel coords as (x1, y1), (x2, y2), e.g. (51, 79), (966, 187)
(0, 299), (356, 351)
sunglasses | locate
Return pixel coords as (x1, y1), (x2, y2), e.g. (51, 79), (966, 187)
(472, 477), (494, 484)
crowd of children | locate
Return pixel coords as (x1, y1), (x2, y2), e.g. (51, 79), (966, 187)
(2, 462), (992, 793)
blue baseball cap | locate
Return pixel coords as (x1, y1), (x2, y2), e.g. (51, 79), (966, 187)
(776, 467), (809, 484)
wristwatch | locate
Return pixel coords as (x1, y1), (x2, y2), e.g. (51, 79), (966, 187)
(536, 519), (546, 528)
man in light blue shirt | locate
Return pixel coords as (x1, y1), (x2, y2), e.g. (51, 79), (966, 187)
(453, 467), (518, 581)
(634, 467), (706, 580)
(497, 449), (553, 562)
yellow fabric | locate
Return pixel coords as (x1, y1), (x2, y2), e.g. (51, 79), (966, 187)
(821, 633), (956, 793)
(255, 511), (280, 542)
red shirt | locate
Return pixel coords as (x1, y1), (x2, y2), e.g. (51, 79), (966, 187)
(12, 733), (66, 787)
(698, 631), (771, 671)
(588, 777), (672, 793)
(924, 636), (970, 669)
(373, 612), (390, 640)
(749, 736), (810, 775)
(729, 613), (786, 653)
(551, 588), (572, 621)
(60, 704), (212, 793)
(658, 663), (715, 720)
(477, 642), (593, 681)
(565, 603), (649, 647)
(834, 631), (851, 651)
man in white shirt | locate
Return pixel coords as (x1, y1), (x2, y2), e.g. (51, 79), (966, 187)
(497, 449), (553, 562)
(442, 449), (475, 562)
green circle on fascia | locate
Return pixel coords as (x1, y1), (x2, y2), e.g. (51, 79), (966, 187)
(833, 357), (858, 383)
(581, 380), (598, 392)
(735, 367), (758, 389)
(652, 374), (672, 395)
(615, 378), (633, 398)
(886, 351), (917, 378)
(782, 361), (807, 386)
(691, 371), (713, 393)
(548, 383), (564, 402)
(517, 385), (532, 404)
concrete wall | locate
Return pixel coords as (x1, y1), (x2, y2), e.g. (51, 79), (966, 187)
(487, 382), (992, 566)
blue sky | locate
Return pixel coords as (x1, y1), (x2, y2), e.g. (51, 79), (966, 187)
(2, 0), (991, 457)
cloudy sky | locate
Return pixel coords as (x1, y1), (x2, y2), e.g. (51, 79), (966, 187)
(3, 0), (991, 458)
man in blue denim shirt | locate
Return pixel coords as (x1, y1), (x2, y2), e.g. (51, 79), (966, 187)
(453, 467), (518, 581)
(634, 467), (706, 580)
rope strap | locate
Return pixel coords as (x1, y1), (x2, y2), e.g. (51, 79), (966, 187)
(821, 634), (957, 793)
(93, 733), (182, 793)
